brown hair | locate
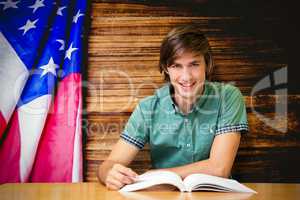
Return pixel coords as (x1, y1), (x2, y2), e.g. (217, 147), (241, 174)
(159, 24), (214, 81)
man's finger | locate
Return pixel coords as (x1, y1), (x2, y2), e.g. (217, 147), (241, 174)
(106, 178), (124, 190)
(115, 165), (138, 178)
(113, 172), (135, 184)
(106, 183), (119, 190)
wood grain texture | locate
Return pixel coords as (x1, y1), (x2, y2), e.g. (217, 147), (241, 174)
(2, 182), (300, 200)
(84, 1), (298, 182)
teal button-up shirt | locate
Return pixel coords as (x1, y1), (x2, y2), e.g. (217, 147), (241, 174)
(120, 81), (248, 169)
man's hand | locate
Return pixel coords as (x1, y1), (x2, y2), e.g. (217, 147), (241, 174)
(105, 163), (138, 190)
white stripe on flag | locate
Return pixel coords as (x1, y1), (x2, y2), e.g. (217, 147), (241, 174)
(72, 97), (82, 182)
(18, 94), (52, 182)
(0, 32), (29, 122)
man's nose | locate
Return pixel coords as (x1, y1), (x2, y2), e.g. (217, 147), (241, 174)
(181, 67), (192, 81)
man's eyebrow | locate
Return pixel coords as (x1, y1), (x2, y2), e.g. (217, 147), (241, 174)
(171, 62), (181, 66)
(190, 60), (199, 64)
(171, 60), (200, 66)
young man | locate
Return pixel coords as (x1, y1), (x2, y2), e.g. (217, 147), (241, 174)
(98, 25), (248, 190)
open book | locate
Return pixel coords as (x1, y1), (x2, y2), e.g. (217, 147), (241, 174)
(119, 171), (257, 193)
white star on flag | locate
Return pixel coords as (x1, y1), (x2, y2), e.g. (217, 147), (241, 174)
(72, 10), (84, 23)
(65, 42), (78, 60)
(18, 19), (39, 35)
(56, 6), (66, 16)
(55, 39), (65, 50)
(28, 0), (45, 13)
(0, 0), (19, 10)
(39, 57), (59, 77)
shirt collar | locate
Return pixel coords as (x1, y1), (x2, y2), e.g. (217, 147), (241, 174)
(155, 81), (210, 115)
(155, 83), (175, 114)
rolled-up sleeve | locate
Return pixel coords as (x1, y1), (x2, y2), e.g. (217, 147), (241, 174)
(120, 103), (149, 149)
(216, 84), (249, 135)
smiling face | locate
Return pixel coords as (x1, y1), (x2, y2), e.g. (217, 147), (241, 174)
(167, 51), (206, 101)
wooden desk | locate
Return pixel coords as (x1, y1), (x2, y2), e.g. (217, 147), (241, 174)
(1, 183), (299, 200)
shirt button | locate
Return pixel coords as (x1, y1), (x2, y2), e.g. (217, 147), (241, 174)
(184, 118), (188, 123)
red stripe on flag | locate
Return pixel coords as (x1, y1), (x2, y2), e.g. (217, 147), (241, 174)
(0, 112), (7, 139)
(30, 73), (82, 182)
(0, 110), (21, 183)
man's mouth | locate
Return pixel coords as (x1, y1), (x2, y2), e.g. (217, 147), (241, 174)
(179, 82), (196, 90)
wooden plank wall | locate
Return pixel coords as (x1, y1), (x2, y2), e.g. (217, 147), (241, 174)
(84, 1), (300, 182)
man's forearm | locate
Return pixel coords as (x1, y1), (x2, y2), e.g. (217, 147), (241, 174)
(165, 159), (230, 179)
(97, 160), (116, 184)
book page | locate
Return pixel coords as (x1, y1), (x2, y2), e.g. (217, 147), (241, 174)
(183, 174), (257, 193)
(192, 184), (234, 192)
(119, 190), (185, 200)
(119, 170), (186, 192)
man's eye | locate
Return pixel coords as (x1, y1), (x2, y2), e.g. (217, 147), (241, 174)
(170, 64), (180, 68)
(191, 63), (199, 67)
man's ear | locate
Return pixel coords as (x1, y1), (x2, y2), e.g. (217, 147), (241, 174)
(163, 68), (169, 74)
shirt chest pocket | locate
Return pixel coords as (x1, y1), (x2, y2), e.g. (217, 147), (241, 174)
(150, 123), (181, 148)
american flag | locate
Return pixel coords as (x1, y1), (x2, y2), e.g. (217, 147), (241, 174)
(0, 0), (87, 183)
